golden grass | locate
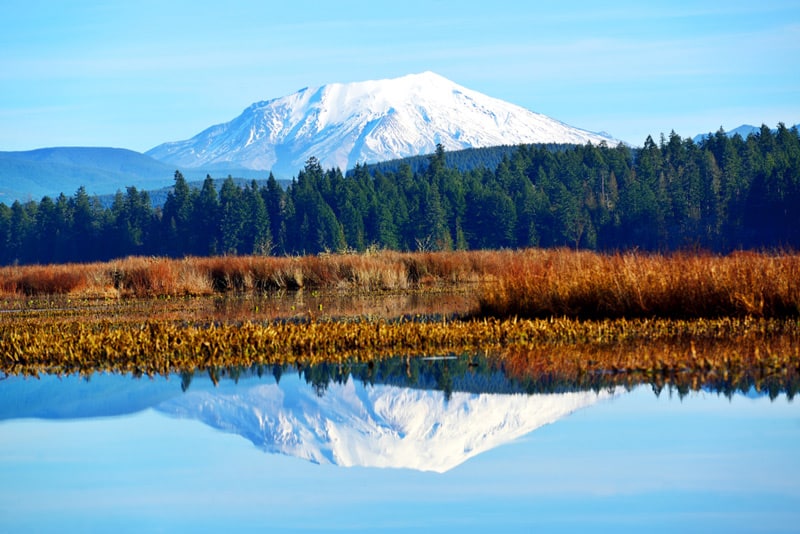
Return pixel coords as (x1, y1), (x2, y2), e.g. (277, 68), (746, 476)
(0, 251), (492, 299)
(1, 311), (797, 389)
(476, 249), (800, 319)
(2, 249), (799, 320)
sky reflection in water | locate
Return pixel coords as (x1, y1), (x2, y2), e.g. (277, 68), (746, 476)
(1, 361), (798, 533)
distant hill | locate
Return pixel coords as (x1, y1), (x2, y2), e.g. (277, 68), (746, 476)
(0, 147), (175, 203)
(0, 147), (275, 204)
(693, 123), (799, 144)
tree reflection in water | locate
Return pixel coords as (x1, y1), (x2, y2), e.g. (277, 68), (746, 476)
(189, 351), (799, 401)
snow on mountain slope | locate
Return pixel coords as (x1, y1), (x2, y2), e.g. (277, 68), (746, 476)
(156, 376), (615, 473)
(146, 72), (618, 177)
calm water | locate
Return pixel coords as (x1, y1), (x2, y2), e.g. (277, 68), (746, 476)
(1, 357), (798, 533)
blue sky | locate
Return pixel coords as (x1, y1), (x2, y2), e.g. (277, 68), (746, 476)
(1, 0), (798, 152)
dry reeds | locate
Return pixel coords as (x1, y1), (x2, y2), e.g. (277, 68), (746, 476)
(1, 249), (799, 319)
(0, 250), (490, 299)
(476, 249), (800, 319)
(0, 264), (88, 295)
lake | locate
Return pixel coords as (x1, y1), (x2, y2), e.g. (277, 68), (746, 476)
(1, 355), (798, 533)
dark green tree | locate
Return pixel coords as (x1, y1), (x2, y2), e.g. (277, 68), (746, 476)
(161, 171), (195, 256)
(218, 176), (246, 254)
(193, 175), (220, 255)
(69, 186), (102, 260)
(242, 180), (272, 254)
(263, 173), (286, 253)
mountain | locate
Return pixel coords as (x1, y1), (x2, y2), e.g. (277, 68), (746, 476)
(693, 124), (760, 144)
(146, 71), (619, 177)
(157, 378), (614, 473)
(0, 147), (176, 203)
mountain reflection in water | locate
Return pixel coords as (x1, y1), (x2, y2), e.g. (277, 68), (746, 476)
(2, 353), (795, 472)
(0, 355), (623, 472)
(160, 378), (613, 472)
(2, 353), (799, 533)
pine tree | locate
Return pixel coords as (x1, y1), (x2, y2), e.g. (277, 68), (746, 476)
(161, 171), (195, 256)
(69, 186), (101, 260)
(193, 175), (220, 255)
(242, 180), (272, 254)
(219, 176), (246, 254)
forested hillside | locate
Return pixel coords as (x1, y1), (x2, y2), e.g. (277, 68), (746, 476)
(1, 124), (798, 265)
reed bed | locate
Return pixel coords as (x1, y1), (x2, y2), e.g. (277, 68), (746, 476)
(1, 249), (798, 320)
(0, 250), (496, 299)
(476, 249), (800, 319)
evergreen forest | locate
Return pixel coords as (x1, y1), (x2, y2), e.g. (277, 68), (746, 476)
(1, 124), (799, 266)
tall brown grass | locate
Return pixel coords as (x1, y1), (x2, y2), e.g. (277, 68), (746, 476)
(476, 249), (800, 319)
(0, 264), (89, 296)
(1, 249), (799, 319)
(0, 251), (489, 299)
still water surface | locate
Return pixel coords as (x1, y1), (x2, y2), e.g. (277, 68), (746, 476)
(1, 357), (798, 533)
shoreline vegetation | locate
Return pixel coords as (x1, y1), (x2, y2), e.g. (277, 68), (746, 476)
(1, 249), (799, 394)
(1, 248), (799, 319)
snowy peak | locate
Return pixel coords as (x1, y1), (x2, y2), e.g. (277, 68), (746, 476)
(157, 377), (615, 473)
(146, 72), (618, 177)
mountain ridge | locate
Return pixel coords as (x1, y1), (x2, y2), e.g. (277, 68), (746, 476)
(692, 123), (799, 144)
(0, 147), (276, 204)
(146, 72), (619, 176)
(0, 147), (175, 203)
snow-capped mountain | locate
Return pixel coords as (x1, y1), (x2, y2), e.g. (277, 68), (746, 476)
(146, 72), (618, 177)
(156, 377), (615, 473)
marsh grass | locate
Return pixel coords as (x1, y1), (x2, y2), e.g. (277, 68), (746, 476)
(5, 264), (89, 296)
(476, 249), (800, 319)
(2, 312), (798, 394)
(0, 251), (491, 299)
(1, 248), (799, 319)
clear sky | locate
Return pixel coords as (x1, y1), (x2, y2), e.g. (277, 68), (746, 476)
(1, 0), (798, 152)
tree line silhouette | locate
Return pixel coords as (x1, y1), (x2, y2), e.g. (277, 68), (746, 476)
(1, 123), (798, 265)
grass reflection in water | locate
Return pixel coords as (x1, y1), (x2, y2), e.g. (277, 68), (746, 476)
(178, 348), (799, 403)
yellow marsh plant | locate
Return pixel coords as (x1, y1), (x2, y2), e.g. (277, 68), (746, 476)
(2, 312), (799, 378)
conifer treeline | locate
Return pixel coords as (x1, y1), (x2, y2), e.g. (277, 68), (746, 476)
(1, 124), (798, 265)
